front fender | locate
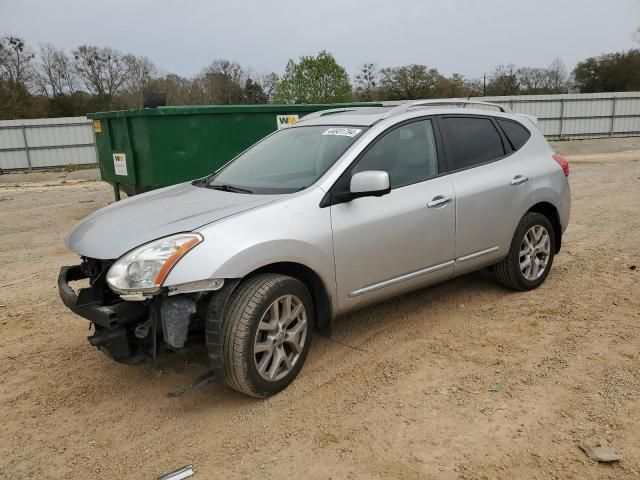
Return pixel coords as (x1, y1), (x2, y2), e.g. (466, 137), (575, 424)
(162, 187), (336, 301)
(213, 239), (334, 280)
(166, 238), (335, 288)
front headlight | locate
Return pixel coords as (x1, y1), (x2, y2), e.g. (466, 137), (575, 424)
(106, 233), (203, 294)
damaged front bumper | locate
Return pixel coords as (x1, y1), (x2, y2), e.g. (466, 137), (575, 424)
(59, 262), (234, 382)
(58, 265), (150, 363)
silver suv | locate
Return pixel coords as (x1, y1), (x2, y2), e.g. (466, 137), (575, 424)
(59, 100), (571, 397)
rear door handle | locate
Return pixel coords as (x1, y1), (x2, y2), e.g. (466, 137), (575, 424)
(427, 195), (451, 208)
(510, 175), (529, 185)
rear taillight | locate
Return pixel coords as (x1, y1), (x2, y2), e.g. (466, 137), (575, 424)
(553, 154), (569, 177)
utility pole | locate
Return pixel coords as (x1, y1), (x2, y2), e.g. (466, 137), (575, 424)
(483, 73), (486, 96)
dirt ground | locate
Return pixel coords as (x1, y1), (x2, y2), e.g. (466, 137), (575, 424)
(0, 139), (639, 479)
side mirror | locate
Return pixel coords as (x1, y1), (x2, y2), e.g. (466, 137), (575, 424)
(349, 170), (391, 198)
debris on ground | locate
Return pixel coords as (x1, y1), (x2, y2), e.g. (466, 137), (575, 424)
(578, 441), (621, 463)
(156, 464), (194, 480)
(0, 273), (39, 288)
(489, 383), (501, 393)
(167, 370), (216, 398)
(629, 265), (637, 271)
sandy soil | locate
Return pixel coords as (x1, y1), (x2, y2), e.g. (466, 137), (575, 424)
(0, 142), (639, 479)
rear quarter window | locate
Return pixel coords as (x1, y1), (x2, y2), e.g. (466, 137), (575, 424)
(438, 116), (505, 171)
(497, 119), (531, 150)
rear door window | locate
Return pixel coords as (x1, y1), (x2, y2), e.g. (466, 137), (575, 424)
(438, 116), (505, 171)
(497, 119), (531, 150)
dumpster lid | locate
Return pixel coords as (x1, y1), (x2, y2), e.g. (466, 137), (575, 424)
(87, 103), (383, 119)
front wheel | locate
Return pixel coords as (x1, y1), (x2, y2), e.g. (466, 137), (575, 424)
(494, 212), (556, 291)
(221, 274), (314, 397)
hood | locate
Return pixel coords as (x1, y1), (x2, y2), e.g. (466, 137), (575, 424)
(66, 182), (280, 259)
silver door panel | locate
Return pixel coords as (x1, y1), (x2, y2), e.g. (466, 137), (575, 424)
(450, 155), (534, 274)
(331, 176), (456, 314)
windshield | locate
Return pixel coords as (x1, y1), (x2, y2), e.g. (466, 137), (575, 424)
(207, 125), (366, 194)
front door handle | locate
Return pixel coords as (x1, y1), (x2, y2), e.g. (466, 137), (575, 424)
(427, 195), (452, 208)
(510, 175), (529, 185)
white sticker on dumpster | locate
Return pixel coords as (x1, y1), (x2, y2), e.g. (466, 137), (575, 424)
(276, 114), (299, 129)
(321, 127), (362, 137)
(113, 153), (128, 176)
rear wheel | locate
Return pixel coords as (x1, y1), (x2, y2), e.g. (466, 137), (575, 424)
(494, 212), (556, 291)
(221, 274), (314, 397)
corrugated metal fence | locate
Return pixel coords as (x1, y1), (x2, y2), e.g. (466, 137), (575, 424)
(474, 91), (640, 139)
(0, 117), (96, 171)
(1, 91), (640, 170)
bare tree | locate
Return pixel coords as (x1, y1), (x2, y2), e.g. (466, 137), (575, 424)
(545, 58), (568, 93)
(36, 43), (76, 97)
(0, 35), (36, 118)
(122, 54), (156, 93)
(354, 63), (379, 101)
(0, 35), (35, 88)
(258, 72), (279, 103)
(72, 45), (132, 107)
(486, 64), (520, 96)
(147, 73), (198, 105)
(116, 54), (158, 107)
(517, 67), (550, 93)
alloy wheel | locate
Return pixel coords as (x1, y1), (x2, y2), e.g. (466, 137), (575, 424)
(253, 294), (308, 381)
(519, 225), (551, 281)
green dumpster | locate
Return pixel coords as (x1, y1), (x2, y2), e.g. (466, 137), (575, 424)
(88, 103), (382, 200)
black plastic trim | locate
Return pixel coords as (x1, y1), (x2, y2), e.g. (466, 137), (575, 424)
(58, 265), (148, 363)
(495, 117), (532, 151)
(58, 266), (148, 328)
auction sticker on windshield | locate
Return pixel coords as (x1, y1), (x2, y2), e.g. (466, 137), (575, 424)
(113, 153), (128, 176)
(322, 128), (362, 137)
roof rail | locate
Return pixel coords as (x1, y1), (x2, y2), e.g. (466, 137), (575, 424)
(296, 107), (362, 123)
(384, 99), (512, 117)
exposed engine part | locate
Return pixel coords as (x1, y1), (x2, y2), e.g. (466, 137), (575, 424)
(160, 296), (196, 349)
(134, 317), (153, 339)
(120, 292), (153, 301)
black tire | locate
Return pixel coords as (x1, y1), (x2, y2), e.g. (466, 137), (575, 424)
(221, 273), (314, 398)
(494, 212), (556, 291)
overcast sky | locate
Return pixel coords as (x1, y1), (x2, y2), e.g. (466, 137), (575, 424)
(1, 0), (639, 79)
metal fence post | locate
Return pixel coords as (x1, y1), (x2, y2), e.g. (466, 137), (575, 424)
(21, 125), (32, 171)
(610, 97), (617, 136)
(559, 99), (565, 139)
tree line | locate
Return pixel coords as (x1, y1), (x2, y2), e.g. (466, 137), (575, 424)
(1, 33), (640, 120)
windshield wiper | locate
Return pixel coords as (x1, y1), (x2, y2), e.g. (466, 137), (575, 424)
(207, 183), (253, 194)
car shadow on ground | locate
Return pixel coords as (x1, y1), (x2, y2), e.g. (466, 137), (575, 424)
(66, 269), (514, 410)
(107, 269), (513, 408)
